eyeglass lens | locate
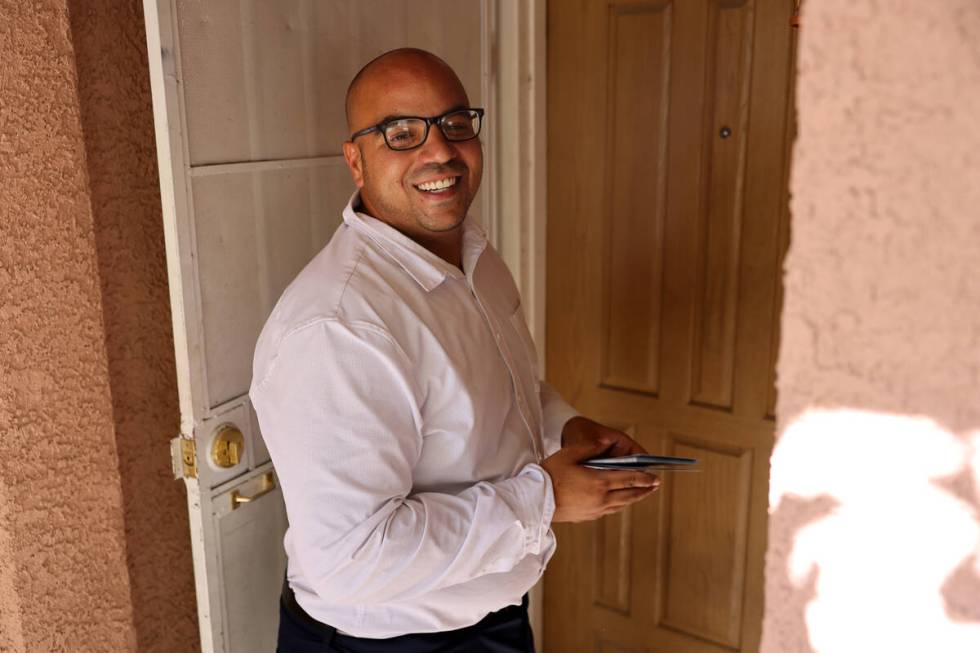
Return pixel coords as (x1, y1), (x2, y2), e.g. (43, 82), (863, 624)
(383, 110), (481, 151)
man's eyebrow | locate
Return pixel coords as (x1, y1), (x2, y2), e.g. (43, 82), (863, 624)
(376, 106), (470, 124)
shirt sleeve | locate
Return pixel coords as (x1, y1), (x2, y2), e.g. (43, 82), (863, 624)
(249, 318), (555, 606)
(539, 381), (579, 457)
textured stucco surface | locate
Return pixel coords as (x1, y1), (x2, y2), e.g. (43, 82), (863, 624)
(67, 1), (198, 650)
(0, 1), (137, 649)
(0, 0), (196, 650)
(763, 1), (980, 651)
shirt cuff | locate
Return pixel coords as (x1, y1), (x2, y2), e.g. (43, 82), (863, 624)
(514, 463), (556, 556)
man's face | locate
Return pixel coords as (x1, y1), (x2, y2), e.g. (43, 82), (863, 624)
(343, 65), (483, 237)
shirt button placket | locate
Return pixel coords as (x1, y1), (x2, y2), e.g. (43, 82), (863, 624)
(469, 283), (543, 461)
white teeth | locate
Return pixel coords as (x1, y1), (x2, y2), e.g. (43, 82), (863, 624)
(416, 176), (458, 191)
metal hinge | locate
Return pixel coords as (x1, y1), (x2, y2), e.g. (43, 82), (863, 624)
(170, 435), (198, 480)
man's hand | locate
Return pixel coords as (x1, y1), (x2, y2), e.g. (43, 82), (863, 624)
(541, 438), (660, 523)
(561, 416), (647, 456)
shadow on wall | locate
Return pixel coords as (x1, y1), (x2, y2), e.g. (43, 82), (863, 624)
(933, 464), (980, 624)
(764, 408), (980, 652)
(765, 493), (838, 653)
(66, 2), (198, 651)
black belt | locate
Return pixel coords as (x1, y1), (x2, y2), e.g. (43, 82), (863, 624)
(281, 581), (530, 642)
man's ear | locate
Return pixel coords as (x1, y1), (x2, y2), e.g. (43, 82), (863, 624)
(342, 141), (365, 189)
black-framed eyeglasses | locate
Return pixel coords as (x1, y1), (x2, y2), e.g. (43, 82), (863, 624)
(349, 107), (485, 151)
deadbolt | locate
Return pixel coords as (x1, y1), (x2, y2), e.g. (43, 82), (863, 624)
(211, 424), (245, 468)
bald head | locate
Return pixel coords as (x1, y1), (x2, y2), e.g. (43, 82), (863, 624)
(339, 48), (483, 263)
(345, 48), (469, 134)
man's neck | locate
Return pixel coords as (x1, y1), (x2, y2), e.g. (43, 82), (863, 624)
(355, 199), (464, 270)
(412, 231), (463, 270)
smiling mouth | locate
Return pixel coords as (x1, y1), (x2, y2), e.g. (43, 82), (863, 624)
(414, 176), (460, 194)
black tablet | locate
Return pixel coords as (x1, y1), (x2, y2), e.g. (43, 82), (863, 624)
(582, 454), (698, 470)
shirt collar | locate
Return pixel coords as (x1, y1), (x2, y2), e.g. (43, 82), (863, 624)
(341, 191), (488, 292)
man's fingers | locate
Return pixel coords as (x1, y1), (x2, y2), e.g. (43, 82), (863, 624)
(597, 470), (660, 491)
(603, 485), (659, 511)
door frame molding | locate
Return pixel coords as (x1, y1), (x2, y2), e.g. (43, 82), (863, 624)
(491, 0), (548, 364)
(142, 1), (220, 648)
(490, 0), (549, 648)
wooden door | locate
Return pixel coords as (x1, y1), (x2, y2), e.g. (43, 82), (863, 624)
(142, 1), (492, 650)
(544, 1), (797, 652)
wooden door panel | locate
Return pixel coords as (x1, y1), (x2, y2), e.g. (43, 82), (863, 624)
(546, 0), (796, 651)
(602, 2), (672, 395)
(592, 386), (775, 450)
(732, 0), (799, 421)
(661, 438), (752, 647)
(688, 0), (755, 411)
(595, 504), (635, 614)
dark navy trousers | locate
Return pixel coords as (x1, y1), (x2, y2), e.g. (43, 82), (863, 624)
(277, 590), (535, 653)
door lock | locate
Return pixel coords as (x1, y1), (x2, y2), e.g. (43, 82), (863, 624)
(211, 424), (245, 468)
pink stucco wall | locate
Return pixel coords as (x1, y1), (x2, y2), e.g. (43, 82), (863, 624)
(0, 1), (136, 648)
(67, 2), (198, 649)
(762, 1), (980, 651)
(0, 1), (196, 650)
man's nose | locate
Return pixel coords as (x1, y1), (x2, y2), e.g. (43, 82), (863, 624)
(417, 124), (457, 163)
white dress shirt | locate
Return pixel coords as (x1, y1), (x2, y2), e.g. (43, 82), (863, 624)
(249, 193), (579, 638)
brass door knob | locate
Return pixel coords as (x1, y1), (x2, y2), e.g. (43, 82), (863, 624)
(211, 424), (245, 468)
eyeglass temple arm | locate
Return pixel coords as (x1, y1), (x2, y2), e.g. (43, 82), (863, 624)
(349, 125), (380, 141)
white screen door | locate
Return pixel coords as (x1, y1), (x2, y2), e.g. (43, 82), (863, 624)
(143, 2), (496, 650)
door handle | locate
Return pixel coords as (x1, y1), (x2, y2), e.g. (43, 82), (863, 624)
(230, 472), (276, 509)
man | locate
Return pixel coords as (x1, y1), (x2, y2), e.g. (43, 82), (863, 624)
(250, 48), (660, 653)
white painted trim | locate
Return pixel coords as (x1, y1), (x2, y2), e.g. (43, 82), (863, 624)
(481, 0), (501, 247)
(189, 155), (347, 178)
(142, 0), (195, 440)
(528, 0), (549, 372)
(493, 0), (548, 362)
(143, 0), (236, 648)
(493, 1), (549, 649)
